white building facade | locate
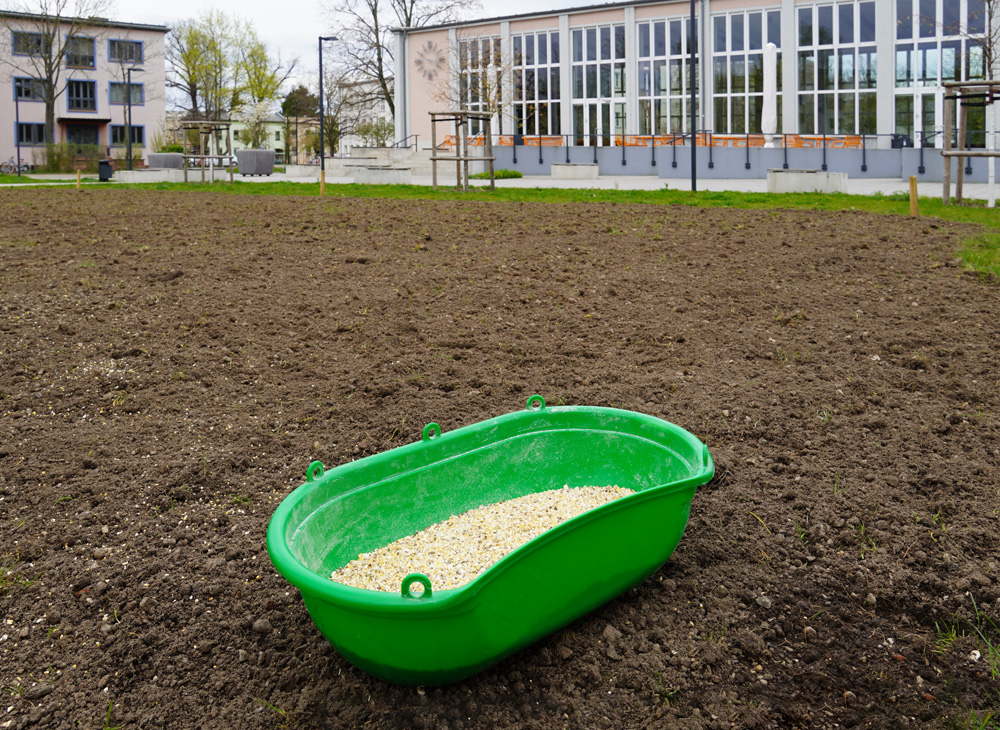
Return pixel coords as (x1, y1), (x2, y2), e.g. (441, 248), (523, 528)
(393, 0), (998, 151)
(1, 11), (168, 166)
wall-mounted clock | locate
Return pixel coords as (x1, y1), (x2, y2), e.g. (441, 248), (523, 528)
(415, 40), (446, 80)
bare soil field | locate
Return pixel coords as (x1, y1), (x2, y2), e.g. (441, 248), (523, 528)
(1, 189), (998, 730)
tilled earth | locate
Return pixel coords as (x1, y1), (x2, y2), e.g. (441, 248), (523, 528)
(1, 189), (998, 730)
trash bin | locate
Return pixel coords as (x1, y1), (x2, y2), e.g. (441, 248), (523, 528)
(98, 160), (113, 181)
(891, 134), (913, 149)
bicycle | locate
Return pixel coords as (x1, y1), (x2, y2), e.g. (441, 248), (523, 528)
(1, 157), (31, 174)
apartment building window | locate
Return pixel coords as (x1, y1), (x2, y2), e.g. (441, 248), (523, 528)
(636, 17), (699, 137)
(512, 31), (560, 136)
(109, 39), (143, 64)
(12, 31), (50, 56)
(67, 80), (97, 111)
(109, 82), (144, 105)
(572, 23), (627, 144)
(111, 125), (144, 146)
(459, 35), (502, 134)
(66, 36), (96, 68)
(797, 2), (876, 136)
(895, 0), (987, 147)
(14, 77), (44, 101)
(17, 123), (46, 145)
(711, 9), (782, 135)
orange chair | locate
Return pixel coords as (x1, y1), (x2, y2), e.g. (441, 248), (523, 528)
(495, 135), (513, 146)
(523, 136), (564, 147)
(829, 135), (862, 149)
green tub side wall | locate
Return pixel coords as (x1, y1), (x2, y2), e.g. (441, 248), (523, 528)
(267, 404), (713, 685)
(301, 484), (696, 685)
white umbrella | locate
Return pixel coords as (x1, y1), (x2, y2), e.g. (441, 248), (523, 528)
(761, 42), (778, 148)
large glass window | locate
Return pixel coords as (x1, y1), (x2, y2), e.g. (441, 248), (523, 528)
(458, 36), (502, 134)
(17, 123), (46, 145)
(710, 9), (781, 135)
(798, 2), (875, 135)
(109, 82), (144, 105)
(895, 0), (988, 147)
(573, 23), (626, 144)
(108, 39), (143, 64)
(13, 77), (44, 101)
(66, 36), (95, 68)
(67, 80), (96, 111)
(12, 32), (50, 56)
(637, 18), (700, 137)
(111, 125), (144, 146)
(512, 31), (561, 137)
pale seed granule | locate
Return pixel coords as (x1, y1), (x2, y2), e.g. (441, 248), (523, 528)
(330, 485), (634, 592)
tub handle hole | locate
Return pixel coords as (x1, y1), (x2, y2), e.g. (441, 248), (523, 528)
(526, 395), (546, 411)
(422, 423), (441, 441)
(401, 573), (433, 599)
(305, 461), (325, 481)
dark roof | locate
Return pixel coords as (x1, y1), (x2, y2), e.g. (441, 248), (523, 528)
(57, 115), (113, 123)
(393, 0), (688, 34)
(0, 10), (169, 33)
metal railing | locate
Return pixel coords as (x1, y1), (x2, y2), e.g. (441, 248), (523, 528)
(390, 134), (419, 149)
(474, 130), (998, 176)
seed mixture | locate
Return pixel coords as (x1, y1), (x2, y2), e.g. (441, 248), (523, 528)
(330, 485), (634, 592)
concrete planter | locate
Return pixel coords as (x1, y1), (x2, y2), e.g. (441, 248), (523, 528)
(148, 153), (184, 169)
(551, 163), (599, 180)
(767, 169), (848, 193)
(235, 149), (276, 176)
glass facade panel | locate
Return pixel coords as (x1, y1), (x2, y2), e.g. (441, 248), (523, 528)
(574, 23), (626, 143)
(638, 18), (698, 135)
(818, 6), (833, 45)
(839, 5), (853, 44)
(859, 3), (875, 43)
(897, 0), (912, 39)
(799, 7), (812, 46)
(919, 0), (935, 37)
(711, 10), (777, 135)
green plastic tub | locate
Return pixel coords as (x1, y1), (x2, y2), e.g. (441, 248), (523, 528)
(266, 396), (713, 685)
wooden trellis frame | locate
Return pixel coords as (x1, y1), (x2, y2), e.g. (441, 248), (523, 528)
(429, 111), (496, 192)
(942, 80), (1000, 207)
(180, 120), (235, 184)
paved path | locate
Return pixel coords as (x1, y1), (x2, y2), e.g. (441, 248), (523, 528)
(3, 170), (996, 202)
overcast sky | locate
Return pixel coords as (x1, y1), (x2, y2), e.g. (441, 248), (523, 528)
(124, 0), (578, 89)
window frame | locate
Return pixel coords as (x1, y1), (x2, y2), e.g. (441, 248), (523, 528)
(108, 81), (145, 105)
(65, 34), (96, 69)
(12, 31), (50, 57)
(66, 78), (98, 112)
(110, 124), (145, 147)
(16, 122), (47, 145)
(13, 77), (45, 102)
(108, 38), (144, 64)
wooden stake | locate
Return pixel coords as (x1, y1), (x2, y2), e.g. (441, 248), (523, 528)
(76, 170), (81, 190)
(320, 169), (326, 197)
(942, 92), (952, 204)
(956, 102), (968, 203)
(909, 175), (919, 216)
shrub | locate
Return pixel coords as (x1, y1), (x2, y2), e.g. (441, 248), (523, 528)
(32, 143), (102, 173)
(470, 168), (523, 179)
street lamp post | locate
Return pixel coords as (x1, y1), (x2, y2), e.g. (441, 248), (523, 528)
(318, 35), (338, 196)
(689, 0), (697, 192)
(14, 79), (23, 177)
(126, 66), (144, 171)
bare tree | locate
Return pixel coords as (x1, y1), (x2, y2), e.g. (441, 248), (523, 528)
(0, 0), (115, 143)
(323, 0), (480, 117)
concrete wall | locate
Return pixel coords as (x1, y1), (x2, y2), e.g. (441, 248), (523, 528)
(493, 145), (999, 183)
